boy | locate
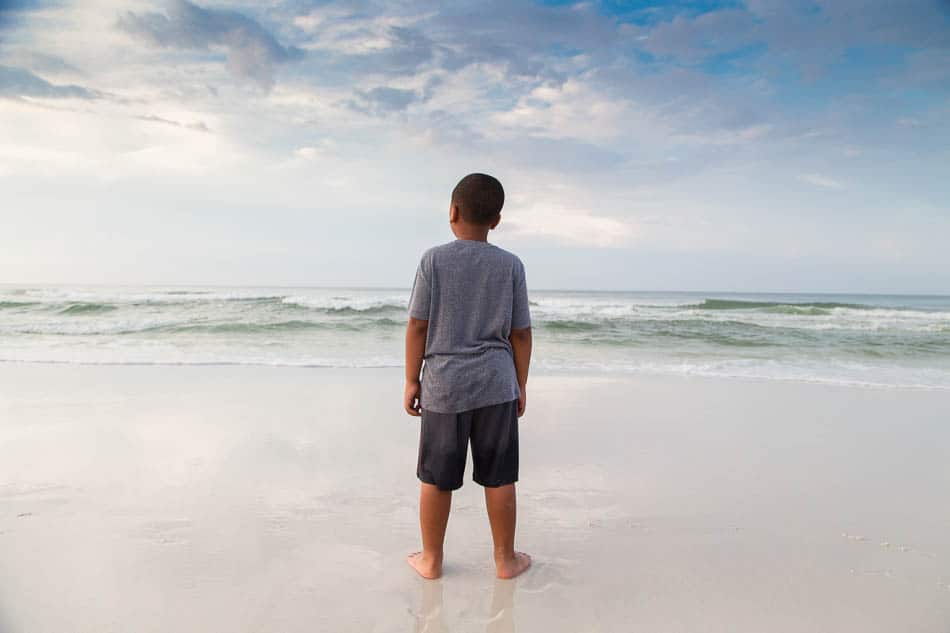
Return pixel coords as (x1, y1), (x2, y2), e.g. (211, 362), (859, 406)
(403, 173), (533, 580)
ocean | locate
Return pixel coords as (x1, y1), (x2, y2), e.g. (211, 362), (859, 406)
(1, 285), (948, 390)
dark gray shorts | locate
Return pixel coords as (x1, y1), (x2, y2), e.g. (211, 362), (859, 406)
(417, 399), (519, 491)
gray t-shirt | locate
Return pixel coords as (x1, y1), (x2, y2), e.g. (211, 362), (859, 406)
(408, 240), (531, 414)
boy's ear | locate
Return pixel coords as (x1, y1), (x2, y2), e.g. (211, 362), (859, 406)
(449, 203), (460, 224)
(490, 213), (501, 230)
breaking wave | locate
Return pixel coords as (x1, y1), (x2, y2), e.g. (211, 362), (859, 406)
(1, 286), (948, 390)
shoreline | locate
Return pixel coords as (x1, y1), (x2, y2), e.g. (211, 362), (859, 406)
(1, 358), (946, 393)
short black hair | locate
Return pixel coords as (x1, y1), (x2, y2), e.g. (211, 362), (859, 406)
(451, 173), (504, 225)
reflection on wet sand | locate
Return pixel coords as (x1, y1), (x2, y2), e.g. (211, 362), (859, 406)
(412, 578), (517, 633)
(412, 580), (448, 633)
(5, 366), (950, 632)
(486, 578), (516, 633)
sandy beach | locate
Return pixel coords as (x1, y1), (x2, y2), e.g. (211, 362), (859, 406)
(1, 363), (948, 632)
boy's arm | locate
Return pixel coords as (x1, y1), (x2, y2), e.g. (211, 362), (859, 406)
(404, 317), (429, 416)
(509, 258), (532, 418)
(405, 252), (431, 417)
(509, 326), (532, 417)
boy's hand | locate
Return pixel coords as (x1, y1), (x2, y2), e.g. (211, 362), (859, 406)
(404, 380), (422, 417)
(517, 387), (526, 417)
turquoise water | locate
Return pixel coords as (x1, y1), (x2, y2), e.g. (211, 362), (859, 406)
(1, 286), (948, 389)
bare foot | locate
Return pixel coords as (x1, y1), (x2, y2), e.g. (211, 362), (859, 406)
(495, 552), (531, 579)
(407, 551), (443, 579)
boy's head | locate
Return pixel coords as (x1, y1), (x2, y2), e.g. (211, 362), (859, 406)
(450, 173), (504, 227)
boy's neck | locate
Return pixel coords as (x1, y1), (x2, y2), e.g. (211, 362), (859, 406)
(451, 223), (491, 242)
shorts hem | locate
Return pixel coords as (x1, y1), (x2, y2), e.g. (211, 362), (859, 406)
(473, 476), (518, 488)
(417, 473), (463, 492)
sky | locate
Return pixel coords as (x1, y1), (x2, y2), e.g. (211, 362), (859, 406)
(0, 0), (948, 292)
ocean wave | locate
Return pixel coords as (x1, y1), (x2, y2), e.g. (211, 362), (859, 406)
(164, 320), (333, 334)
(59, 303), (118, 315)
(159, 319), (404, 334)
(541, 316), (781, 334)
(0, 301), (40, 309)
(530, 303), (950, 333)
(280, 296), (407, 315)
(688, 299), (870, 311)
(0, 357), (404, 369)
(3, 288), (948, 391)
(542, 319), (604, 332)
(209, 296), (286, 304)
(324, 305), (406, 316)
(12, 289), (288, 306)
(1, 316), (407, 337)
(157, 317), (406, 334)
(2, 291), (410, 313)
(535, 315), (950, 353)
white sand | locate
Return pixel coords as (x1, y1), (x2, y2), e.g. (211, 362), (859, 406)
(1, 364), (948, 632)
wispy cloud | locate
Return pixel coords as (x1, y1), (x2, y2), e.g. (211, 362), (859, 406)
(0, 65), (97, 99)
(136, 114), (210, 132)
(117, 0), (303, 89)
(506, 203), (637, 248)
(348, 85), (419, 115)
(798, 173), (845, 189)
(0, 50), (79, 74)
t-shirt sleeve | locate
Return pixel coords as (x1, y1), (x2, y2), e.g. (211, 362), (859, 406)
(511, 259), (531, 329)
(408, 255), (431, 320)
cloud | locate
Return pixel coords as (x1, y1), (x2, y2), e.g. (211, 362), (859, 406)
(0, 65), (96, 99)
(505, 202), (637, 248)
(3, 50), (80, 74)
(376, 26), (435, 72)
(798, 173), (845, 189)
(136, 114), (210, 132)
(289, 1), (610, 84)
(491, 79), (635, 143)
(348, 85), (418, 115)
(635, 8), (759, 62)
(430, 0), (614, 79)
(117, 0), (303, 89)
(896, 117), (924, 128)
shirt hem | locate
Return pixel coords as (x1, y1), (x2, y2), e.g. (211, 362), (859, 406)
(421, 391), (520, 415)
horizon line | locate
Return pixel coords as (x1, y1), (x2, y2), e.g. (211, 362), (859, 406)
(1, 281), (948, 298)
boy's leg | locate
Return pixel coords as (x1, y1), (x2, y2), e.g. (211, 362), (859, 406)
(408, 483), (452, 579)
(471, 399), (530, 579)
(484, 484), (531, 579)
(411, 407), (472, 579)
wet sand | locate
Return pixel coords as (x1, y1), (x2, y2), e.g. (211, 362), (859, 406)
(1, 364), (948, 632)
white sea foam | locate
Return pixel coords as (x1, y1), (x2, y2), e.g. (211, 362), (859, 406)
(280, 294), (407, 312)
(1, 355), (946, 391)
